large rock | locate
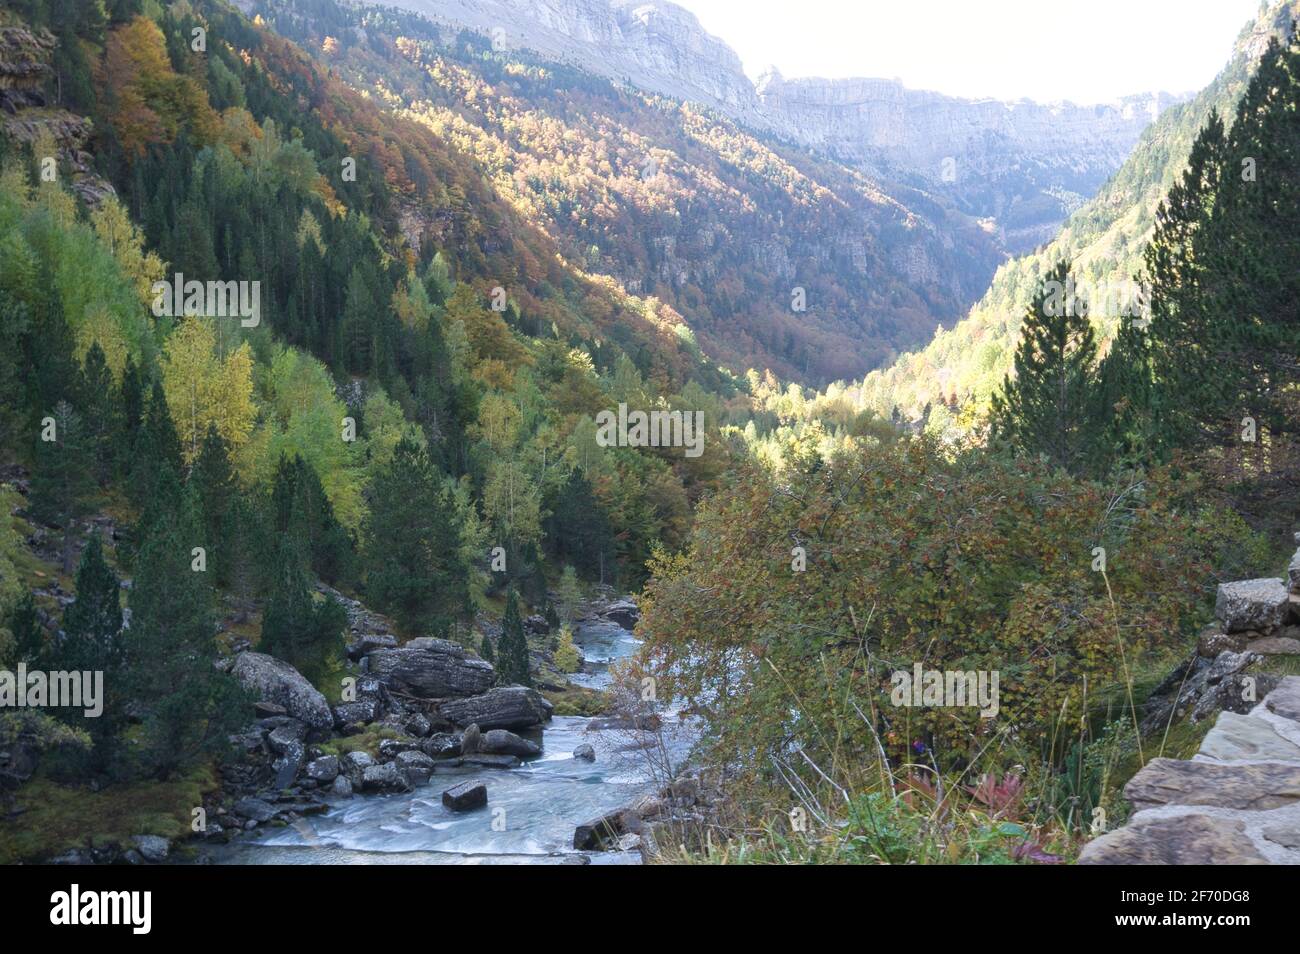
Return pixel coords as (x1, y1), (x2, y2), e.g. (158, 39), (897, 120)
(1198, 712), (1300, 762)
(479, 729), (541, 758)
(395, 750), (436, 784)
(1125, 757), (1300, 813)
(573, 795), (665, 851)
(340, 751), (374, 786)
(442, 780), (487, 811)
(131, 835), (170, 863)
(361, 762), (409, 792)
(231, 797), (277, 823)
(305, 756), (339, 783)
(1079, 813), (1270, 865)
(439, 686), (553, 730)
(603, 598), (640, 628)
(366, 638), (495, 698)
(1265, 676), (1300, 721)
(231, 652), (333, 736)
(332, 700), (380, 728)
(1215, 579), (1289, 633)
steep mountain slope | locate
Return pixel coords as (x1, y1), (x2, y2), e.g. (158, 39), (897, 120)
(246, 0), (1006, 383)
(857, 0), (1300, 430)
(365, 0), (1173, 256)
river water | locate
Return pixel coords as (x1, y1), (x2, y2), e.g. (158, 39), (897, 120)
(199, 617), (684, 864)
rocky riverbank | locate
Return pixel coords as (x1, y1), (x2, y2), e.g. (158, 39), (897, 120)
(1082, 545), (1300, 864)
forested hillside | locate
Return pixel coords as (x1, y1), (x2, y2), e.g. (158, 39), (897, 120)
(0, 0), (1296, 871)
(240, 0), (1005, 385)
(857, 0), (1300, 431)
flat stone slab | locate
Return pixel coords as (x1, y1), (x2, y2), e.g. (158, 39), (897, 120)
(1246, 635), (1300, 655)
(1198, 712), (1300, 762)
(1125, 757), (1300, 812)
(1079, 814), (1270, 865)
(1265, 676), (1300, 721)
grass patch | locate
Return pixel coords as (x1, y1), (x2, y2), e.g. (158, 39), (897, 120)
(314, 724), (401, 759)
(544, 685), (610, 717)
(0, 765), (218, 864)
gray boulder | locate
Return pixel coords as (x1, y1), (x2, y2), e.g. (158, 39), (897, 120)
(421, 733), (462, 759)
(461, 723), (482, 754)
(604, 598), (640, 628)
(332, 775), (353, 798)
(332, 700), (380, 728)
(573, 743), (596, 762)
(305, 756), (339, 783)
(131, 835), (169, 863)
(479, 729), (541, 758)
(346, 633), (398, 661)
(395, 750), (436, 784)
(231, 652), (333, 736)
(361, 762), (409, 792)
(340, 751), (374, 786)
(1215, 579), (1289, 633)
(1289, 547), (1300, 594)
(441, 780), (487, 811)
(366, 638), (495, 698)
(231, 797), (277, 823)
(439, 686), (554, 730)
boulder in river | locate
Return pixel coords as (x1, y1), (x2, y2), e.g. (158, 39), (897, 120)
(231, 651), (333, 737)
(439, 686), (553, 730)
(479, 729), (540, 758)
(366, 637), (495, 698)
(574, 796), (664, 850)
(573, 743), (596, 762)
(603, 598), (640, 628)
(442, 780), (487, 811)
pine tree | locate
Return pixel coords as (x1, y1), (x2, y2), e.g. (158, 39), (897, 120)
(496, 588), (531, 686)
(479, 632), (495, 664)
(30, 400), (96, 574)
(363, 437), (469, 635)
(190, 424), (237, 586)
(57, 534), (125, 766)
(79, 343), (119, 485)
(260, 528), (346, 683)
(989, 261), (1101, 475)
(125, 474), (244, 780)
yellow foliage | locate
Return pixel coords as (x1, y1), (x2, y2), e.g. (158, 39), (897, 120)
(160, 320), (256, 463)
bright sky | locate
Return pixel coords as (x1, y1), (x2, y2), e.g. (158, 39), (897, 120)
(673, 0), (1266, 103)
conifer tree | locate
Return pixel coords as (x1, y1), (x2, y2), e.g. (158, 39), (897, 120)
(363, 437), (469, 635)
(990, 261), (1101, 475)
(30, 400), (95, 574)
(496, 588), (531, 687)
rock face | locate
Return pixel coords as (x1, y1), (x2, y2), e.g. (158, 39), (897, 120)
(1080, 677), (1300, 864)
(366, 637), (495, 698)
(1216, 578), (1290, 633)
(439, 686), (554, 730)
(380, 0), (1175, 253)
(231, 652), (333, 736)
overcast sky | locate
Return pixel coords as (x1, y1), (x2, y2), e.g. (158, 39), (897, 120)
(673, 0), (1266, 103)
